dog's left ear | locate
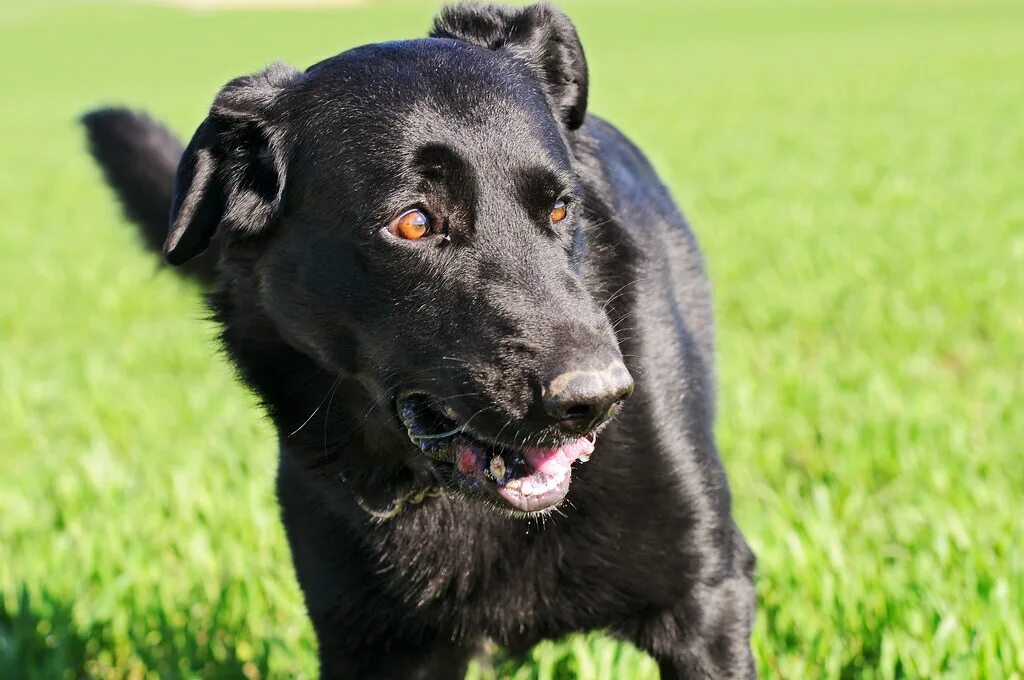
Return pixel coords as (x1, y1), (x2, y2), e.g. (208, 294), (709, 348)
(430, 3), (589, 130)
(165, 63), (303, 265)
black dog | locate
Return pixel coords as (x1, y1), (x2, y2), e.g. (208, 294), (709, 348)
(83, 4), (756, 677)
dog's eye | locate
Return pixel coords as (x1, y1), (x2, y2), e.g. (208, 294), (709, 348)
(389, 209), (432, 240)
(550, 199), (568, 223)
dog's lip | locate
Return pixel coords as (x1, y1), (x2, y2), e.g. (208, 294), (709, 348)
(395, 392), (596, 513)
(395, 390), (580, 452)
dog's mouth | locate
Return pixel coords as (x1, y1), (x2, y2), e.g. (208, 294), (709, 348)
(396, 393), (594, 513)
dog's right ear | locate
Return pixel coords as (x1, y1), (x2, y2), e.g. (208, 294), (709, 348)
(430, 3), (589, 131)
(165, 63), (303, 265)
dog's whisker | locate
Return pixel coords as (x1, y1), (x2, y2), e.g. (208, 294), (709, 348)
(321, 376), (344, 458)
(289, 374), (344, 438)
(601, 275), (648, 313)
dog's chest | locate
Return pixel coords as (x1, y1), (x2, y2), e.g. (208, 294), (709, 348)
(374, 502), (596, 639)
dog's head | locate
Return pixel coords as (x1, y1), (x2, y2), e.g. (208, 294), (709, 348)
(165, 4), (633, 514)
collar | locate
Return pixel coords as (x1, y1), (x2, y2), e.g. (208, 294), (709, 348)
(354, 484), (443, 521)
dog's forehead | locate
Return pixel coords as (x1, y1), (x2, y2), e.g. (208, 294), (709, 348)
(296, 38), (563, 153)
(305, 38), (532, 98)
(289, 38), (572, 192)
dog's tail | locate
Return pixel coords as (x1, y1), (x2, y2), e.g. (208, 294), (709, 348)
(81, 108), (217, 285)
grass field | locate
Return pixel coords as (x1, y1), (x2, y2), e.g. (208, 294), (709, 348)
(1, 0), (1022, 678)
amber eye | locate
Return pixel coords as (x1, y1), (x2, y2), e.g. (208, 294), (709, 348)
(389, 208), (432, 240)
(550, 199), (568, 223)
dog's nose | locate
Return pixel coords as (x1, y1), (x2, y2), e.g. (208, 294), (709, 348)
(542, 361), (634, 433)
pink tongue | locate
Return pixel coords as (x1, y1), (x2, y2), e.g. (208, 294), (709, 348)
(524, 437), (595, 476)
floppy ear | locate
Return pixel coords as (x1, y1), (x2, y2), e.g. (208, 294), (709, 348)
(165, 63), (302, 265)
(430, 3), (589, 130)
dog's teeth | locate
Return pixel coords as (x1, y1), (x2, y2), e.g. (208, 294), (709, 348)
(489, 455), (506, 481)
(578, 451), (591, 463)
(506, 479), (521, 491)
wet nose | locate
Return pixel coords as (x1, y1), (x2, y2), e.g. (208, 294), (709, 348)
(542, 360), (634, 433)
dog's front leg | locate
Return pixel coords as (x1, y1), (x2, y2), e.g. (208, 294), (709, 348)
(624, 573), (757, 680)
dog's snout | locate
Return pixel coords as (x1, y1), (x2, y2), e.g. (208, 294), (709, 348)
(542, 361), (634, 433)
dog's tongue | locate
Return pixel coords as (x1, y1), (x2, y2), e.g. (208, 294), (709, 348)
(523, 437), (595, 476)
(496, 436), (595, 512)
(455, 436), (596, 512)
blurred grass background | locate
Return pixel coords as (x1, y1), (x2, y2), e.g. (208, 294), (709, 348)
(1, 0), (1022, 678)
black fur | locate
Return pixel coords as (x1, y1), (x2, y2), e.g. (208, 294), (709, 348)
(83, 4), (756, 678)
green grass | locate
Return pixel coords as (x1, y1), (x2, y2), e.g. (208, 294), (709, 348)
(1, 0), (1022, 677)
